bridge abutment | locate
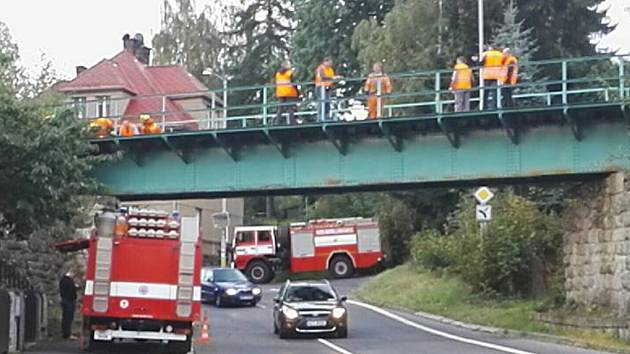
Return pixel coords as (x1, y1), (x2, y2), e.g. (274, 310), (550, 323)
(564, 171), (630, 313)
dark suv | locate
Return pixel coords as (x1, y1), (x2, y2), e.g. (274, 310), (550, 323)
(272, 280), (348, 338)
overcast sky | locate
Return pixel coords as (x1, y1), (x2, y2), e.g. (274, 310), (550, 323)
(0, 0), (628, 78)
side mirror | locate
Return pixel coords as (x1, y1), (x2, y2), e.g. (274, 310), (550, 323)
(340, 296), (347, 302)
(273, 297), (281, 303)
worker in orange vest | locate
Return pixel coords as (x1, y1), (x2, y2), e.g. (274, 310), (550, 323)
(273, 61), (299, 125)
(480, 45), (505, 110)
(315, 56), (341, 122)
(89, 117), (114, 138)
(118, 119), (138, 137)
(363, 63), (392, 119)
(501, 48), (519, 108)
(139, 114), (162, 135)
(449, 57), (475, 112)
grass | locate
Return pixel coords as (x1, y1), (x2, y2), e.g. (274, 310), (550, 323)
(356, 264), (630, 351)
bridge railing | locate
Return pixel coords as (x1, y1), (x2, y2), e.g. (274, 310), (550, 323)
(58, 54), (630, 136)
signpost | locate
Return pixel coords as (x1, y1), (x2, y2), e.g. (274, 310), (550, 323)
(212, 212), (231, 267)
(474, 187), (494, 244)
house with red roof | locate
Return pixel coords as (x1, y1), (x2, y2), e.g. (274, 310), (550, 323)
(55, 33), (220, 131)
(54, 34), (240, 263)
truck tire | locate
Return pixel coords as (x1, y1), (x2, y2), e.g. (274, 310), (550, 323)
(330, 255), (354, 279)
(246, 260), (274, 284)
(167, 336), (192, 354)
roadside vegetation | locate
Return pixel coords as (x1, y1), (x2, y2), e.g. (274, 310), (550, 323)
(356, 265), (630, 351)
(355, 191), (630, 351)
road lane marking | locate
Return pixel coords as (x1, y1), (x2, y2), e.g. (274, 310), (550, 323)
(317, 338), (356, 354)
(256, 304), (267, 309)
(348, 300), (536, 354)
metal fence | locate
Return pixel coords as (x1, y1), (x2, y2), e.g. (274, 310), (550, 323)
(0, 263), (46, 353)
(47, 54), (630, 136)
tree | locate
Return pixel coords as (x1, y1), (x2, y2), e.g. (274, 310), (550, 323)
(0, 21), (27, 97)
(292, 0), (394, 84)
(152, 0), (225, 88)
(491, 0), (542, 95)
(225, 0), (294, 107)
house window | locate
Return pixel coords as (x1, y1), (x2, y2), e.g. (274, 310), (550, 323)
(72, 97), (87, 119)
(96, 96), (111, 117)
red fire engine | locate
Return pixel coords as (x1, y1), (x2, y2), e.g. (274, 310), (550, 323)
(232, 217), (384, 283)
(80, 208), (202, 354)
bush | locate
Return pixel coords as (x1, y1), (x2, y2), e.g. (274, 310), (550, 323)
(410, 192), (563, 298)
(411, 230), (454, 270)
(377, 196), (415, 267)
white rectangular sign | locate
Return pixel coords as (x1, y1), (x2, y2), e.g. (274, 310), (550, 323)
(476, 205), (492, 221)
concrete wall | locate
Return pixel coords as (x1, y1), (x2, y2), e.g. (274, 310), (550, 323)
(564, 172), (630, 313)
(121, 198), (244, 265)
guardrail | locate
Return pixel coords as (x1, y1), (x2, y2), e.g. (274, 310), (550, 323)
(53, 54), (630, 135)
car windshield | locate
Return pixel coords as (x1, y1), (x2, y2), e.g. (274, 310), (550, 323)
(284, 285), (337, 302)
(213, 269), (248, 283)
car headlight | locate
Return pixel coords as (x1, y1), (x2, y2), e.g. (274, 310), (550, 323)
(252, 288), (262, 295)
(225, 288), (238, 296)
(332, 307), (346, 319)
(282, 306), (299, 320)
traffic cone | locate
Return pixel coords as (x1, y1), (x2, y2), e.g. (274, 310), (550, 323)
(195, 312), (211, 344)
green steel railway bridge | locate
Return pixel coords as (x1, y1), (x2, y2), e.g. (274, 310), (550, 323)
(84, 55), (630, 200)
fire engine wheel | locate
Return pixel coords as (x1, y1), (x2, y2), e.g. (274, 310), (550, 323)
(330, 256), (354, 279)
(166, 336), (192, 354)
(247, 260), (274, 284)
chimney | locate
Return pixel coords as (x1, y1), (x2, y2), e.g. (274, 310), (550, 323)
(122, 33), (152, 65)
(122, 33), (134, 52)
(76, 66), (87, 76)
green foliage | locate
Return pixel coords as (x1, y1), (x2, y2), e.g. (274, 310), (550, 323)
(410, 229), (454, 270)
(152, 0), (225, 89)
(292, 0), (394, 83)
(226, 0), (294, 106)
(308, 193), (382, 219)
(412, 192), (563, 297)
(376, 195), (415, 267)
(352, 0), (439, 75)
(491, 0), (542, 88)
(0, 30), (102, 293)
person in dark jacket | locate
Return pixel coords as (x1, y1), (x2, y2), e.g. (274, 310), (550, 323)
(59, 271), (79, 340)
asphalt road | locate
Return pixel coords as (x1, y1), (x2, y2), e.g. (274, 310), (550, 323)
(33, 276), (616, 354)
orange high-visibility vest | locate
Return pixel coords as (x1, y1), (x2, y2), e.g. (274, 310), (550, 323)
(90, 118), (113, 138)
(482, 50), (504, 81)
(141, 123), (161, 135)
(275, 70), (298, 98)
(119, 124), (136, 137)
(315, 65), (335, 87)
(450, 63), (473, 90)
(502, 55), (519, 85)
(364, 74), (392, 94)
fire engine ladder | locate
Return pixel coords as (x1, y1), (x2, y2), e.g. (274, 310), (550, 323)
(176, 218), (197, 317)
(93, 235), (113, 312)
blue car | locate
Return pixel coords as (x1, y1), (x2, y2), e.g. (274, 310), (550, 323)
(201, 267), (262, 307)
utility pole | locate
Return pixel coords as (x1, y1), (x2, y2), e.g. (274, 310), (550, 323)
(478, 0), (485, 110)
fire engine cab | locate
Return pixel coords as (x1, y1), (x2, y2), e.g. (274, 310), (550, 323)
(81, 208), (202, 354)
(232, 217), (383, 283)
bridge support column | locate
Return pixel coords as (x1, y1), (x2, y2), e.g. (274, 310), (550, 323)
(564, 171), (630, 314)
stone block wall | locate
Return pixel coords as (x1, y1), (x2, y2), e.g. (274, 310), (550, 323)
(564, 172), (630, 313)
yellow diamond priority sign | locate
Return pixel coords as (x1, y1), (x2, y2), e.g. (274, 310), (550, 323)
(474, 187), (494, 205)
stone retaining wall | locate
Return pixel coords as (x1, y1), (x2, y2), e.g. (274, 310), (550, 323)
(564, 172), (630, 314)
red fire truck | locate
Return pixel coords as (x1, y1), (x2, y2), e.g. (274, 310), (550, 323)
(80, 208), (202, 354)
(232, 217), (384, 283)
